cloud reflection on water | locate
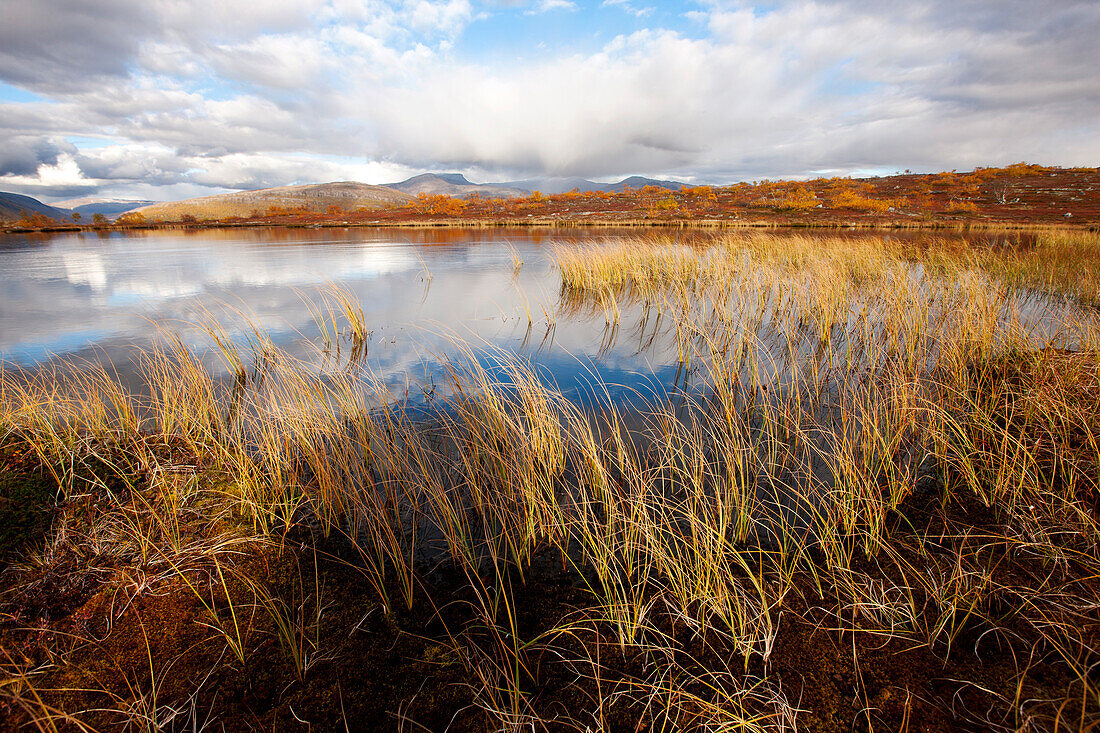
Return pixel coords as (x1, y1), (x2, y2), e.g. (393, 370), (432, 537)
(0, 226), (685, 404)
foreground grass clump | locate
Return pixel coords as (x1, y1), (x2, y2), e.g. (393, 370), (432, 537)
(557, 229), (1100, 306)
(2, 230), (1100, 731)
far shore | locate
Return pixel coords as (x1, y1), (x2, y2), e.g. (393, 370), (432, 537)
(5, 164), (1098, 234)
(4, 217), (1098, 236)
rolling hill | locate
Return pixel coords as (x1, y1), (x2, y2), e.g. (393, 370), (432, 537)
(134, 182), (413, 221)
(611, 176), (685, 193)
(496, 175), (685, 195)
(385, 173), (526, 199)
(56, 197), (155, 220)
(0, 192), (72, 221)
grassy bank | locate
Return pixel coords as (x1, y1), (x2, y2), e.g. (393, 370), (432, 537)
(5, 218), (1100, 237)
(1, 231), (1099, 731)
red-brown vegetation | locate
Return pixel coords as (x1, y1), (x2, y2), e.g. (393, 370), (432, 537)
(11, 213), (57, 229)
(4, 163), (1098, 233)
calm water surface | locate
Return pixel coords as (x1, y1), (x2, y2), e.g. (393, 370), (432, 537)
(0, 227), (697, 403)
(0, 226), (1063, 408)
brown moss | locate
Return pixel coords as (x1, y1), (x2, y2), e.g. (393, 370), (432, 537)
(0, 445), (56, 567)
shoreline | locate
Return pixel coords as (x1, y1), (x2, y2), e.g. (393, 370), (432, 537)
(4, 216), (1098, 235)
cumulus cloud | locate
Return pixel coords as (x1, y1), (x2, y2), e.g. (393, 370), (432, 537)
(0, 140), (417, 199)
(361, 0), (1100, 179)
(0, 153), (100, 198)
(204, 35), (332, 90)
(0, 136), (76, 177)
(405, 0), (475, 35)
(0, 0), (158, 91)
(0, 0), (1098, 200)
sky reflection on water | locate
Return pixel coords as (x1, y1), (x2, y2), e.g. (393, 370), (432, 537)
(0, 226), (1072, 413)
(0, 227), (687, 404)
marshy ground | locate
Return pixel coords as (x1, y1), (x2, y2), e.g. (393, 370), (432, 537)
(1, 230), (1098, 731)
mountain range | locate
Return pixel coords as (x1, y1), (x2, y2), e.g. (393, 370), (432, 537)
(0, 173), (687, 223)
(497, 175), (684, 195)
(0, 193), (153, 222)
(381, 173), (684, 198)
(55, 196), (157, 219)
(382, 173), (526, 199)
(0, 192), (73, 221)
(133, 181), (412, 221)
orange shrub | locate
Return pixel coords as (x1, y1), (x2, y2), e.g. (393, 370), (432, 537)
(411, 193), (468, 216)
(932, 172), (958, 189)
(772, 184), (818, 212)
(830, 189), (893, 213)
(944, 200), (979, 214)
(647, 197), (681, 216)
(683, 185), (715, 199)
(1003, 162), (1049, 177)
(116, 212), (146, 226)
(13, 212), (56, 228)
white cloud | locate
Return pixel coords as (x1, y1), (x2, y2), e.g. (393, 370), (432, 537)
(405, 0), (475, 36)
(1, 0), (1098, 200)
(526, 0), (578, 15)
(355, 1), (1100, 178)
(205, 35), (332, 90)
(360, 27), (828, 175)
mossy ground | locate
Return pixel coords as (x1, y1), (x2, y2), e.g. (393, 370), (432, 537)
(0, 445), (55, 567)
(0, 350), (1096, 731)
(0, 486), (1092, 729)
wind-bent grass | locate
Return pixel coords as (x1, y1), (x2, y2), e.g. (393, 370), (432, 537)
(2, 229), (1099, 730)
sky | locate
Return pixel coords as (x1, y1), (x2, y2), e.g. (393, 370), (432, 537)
(0, 0), (1098, 203)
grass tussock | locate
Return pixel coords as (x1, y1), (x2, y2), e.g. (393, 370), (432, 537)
(1, 230), (1100, 730)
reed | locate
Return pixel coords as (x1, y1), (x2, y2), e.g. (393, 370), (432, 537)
(3, 229), (1099, 730)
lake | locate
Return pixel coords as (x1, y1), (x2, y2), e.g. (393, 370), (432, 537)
(0, 225), (1070, 410)
(0, 227), (707, 404)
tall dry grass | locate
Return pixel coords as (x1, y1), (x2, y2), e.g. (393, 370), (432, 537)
(2, 229), (1099, 729)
